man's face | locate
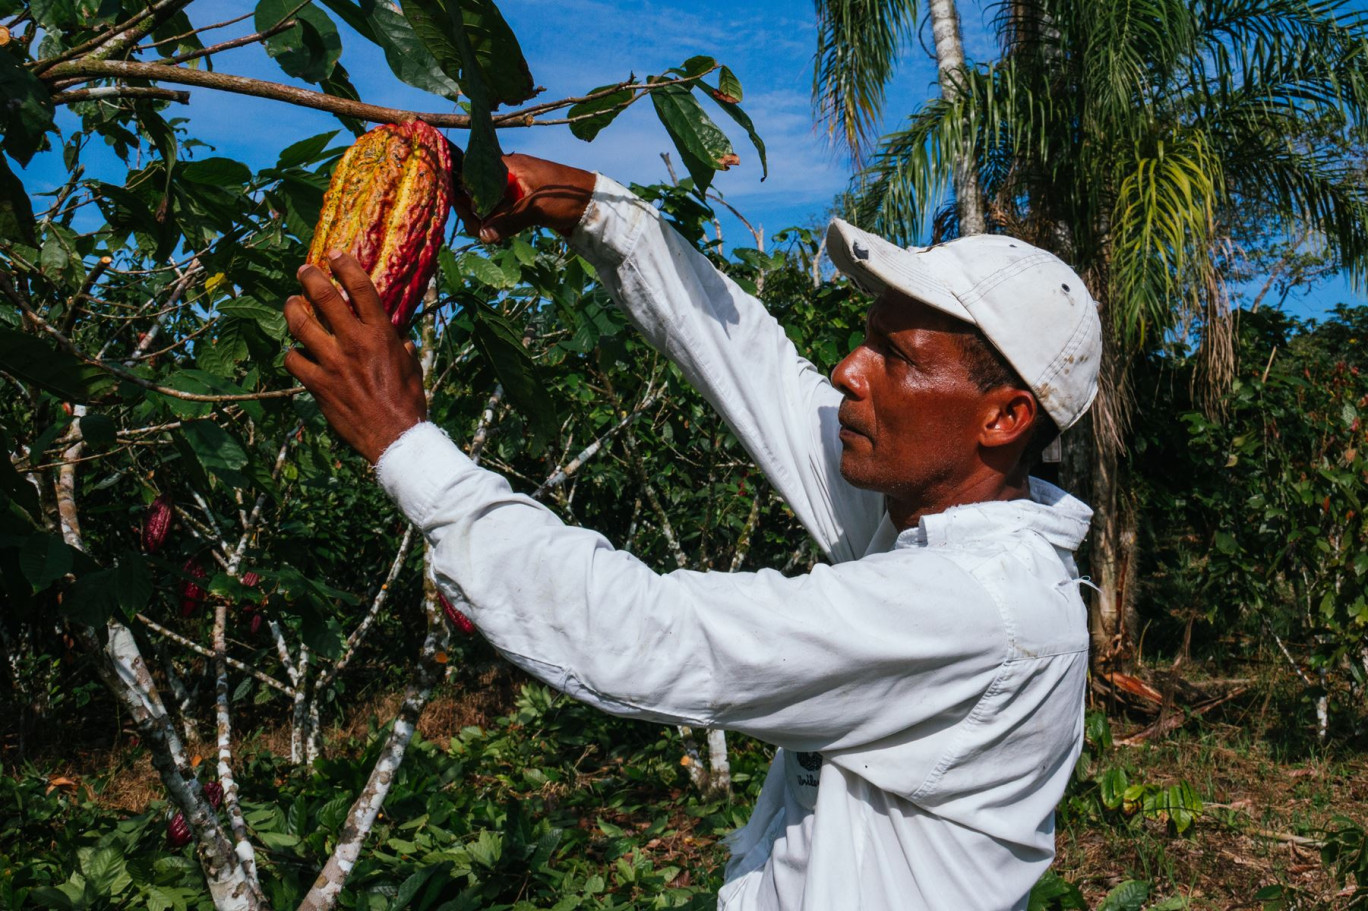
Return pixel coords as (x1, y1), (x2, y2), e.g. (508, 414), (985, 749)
(831, 291), (992, 505)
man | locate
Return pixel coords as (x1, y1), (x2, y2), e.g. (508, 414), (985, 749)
(284, 155), (1102, 910)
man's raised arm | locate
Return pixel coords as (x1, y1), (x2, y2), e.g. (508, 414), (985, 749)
(471, 156), (884, 562)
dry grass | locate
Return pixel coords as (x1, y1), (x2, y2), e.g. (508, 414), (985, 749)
(1056, 714), (1368, 909)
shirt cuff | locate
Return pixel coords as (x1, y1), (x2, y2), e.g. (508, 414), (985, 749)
(568, 173), (655, 268)
(374, 421), (475, 526)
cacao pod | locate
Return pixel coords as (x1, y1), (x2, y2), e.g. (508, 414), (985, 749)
(179, 559), (207, 618)
(202, 780), (223, 810)
(250, 612), (263, 636)
(439, 593), (475, 636)
(307, 121), (453, 330)
(240, 571), (260, 589)
(166, 812), (191, 847)
(142, 493), (174, 554)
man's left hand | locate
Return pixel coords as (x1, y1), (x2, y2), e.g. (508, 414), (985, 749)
(283, 252), (427, 464)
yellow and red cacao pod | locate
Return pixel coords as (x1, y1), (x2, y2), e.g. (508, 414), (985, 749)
(166, 812), (191, 847)
(438, 593), (475, 636)
(307, 121), (453, 330)
(142, 493), (174, 554)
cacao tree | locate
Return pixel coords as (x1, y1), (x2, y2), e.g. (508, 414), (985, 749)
(0, 1), (788, 907)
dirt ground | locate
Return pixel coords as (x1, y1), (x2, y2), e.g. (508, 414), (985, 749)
(17, 660), (1368, 910)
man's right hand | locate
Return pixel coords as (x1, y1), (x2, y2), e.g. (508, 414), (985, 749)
(455, 153), (596, 244)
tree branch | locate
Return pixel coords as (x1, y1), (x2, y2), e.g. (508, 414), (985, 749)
(137, 614), (294, 697)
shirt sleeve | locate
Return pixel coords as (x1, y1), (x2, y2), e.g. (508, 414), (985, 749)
(569, 175), (884, 562)
(377, 422), (1006, 753)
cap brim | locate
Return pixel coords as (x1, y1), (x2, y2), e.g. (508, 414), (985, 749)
(825, 219), (976, 326)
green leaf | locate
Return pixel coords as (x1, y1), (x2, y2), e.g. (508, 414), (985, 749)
(402, 0), (534, 106)
(568, 83), (635, 142)
(21, 533), (73, 593)
(300, 612), (345, 661)
(715, 65), (743, 103)
(458, 251), (513, 289)
(0, 151), (36, 246)
(256, 0), (343, 83)
(650, 82), (737, 193)
(180, 157), (252, 188)
(320, 0), (462, 100)
(0, 421), (41, 523)
(0, 325), (111, 400)
(112, 552), (153, 619)
(1027, 870), (1087, 910)
(0, 49), (55, 165)
(708, 92), (767, 181)
(1097, 880), (1150, 911)
(218, 297), (288, 340)
(276, 130), (342, 169)
(469, 307), (556, 450)
(178, 421), (248, 474)
(81, 844), (131, 898)
(387, 865), (444, 911)
(77, 412), (115, 449)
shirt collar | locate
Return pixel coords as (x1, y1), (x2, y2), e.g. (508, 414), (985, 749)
(895, 478), (1093, 551)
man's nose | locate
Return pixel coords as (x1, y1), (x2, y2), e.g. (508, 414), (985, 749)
(831, 346), (869, 398)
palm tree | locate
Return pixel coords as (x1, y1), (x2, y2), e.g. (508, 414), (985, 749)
(813, 0), (987, 232)
(846, 0), (1368, 669)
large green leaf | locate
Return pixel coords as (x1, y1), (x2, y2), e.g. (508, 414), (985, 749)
(178, 420), (249, 475)
(568, 83), (635, 142)
(256, 0), (344, 83)
(321, 0), (462, 100)
(469, 306), (556, 451)
(1096, 881), (1150, 911)
(707, 82), (767, 180)
(20, 533), (73, 593)
(649, 82), (737, 193)
(401, 0), (534, 107)
(401, 0), (524, 214)
(0, 325), (112, 401)
(0, 152), (36, 246)
(0, 48), (55, 165)
(0, 421), (41, 524)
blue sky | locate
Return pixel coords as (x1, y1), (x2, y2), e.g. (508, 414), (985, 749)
(17, 0), (1362, 319)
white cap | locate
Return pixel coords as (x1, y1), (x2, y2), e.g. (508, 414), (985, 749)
(825, 219), (1102, 431)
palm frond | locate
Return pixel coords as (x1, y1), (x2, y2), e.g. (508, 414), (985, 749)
(812, 0), (921, 164)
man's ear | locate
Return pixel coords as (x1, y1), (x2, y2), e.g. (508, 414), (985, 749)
(979, 387), (1037, 451)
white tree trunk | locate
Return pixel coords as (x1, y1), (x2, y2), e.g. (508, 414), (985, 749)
(928, 0), (986, 235)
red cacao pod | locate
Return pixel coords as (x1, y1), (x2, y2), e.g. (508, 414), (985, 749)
(166, 811), (191, 847)
(249, 612), (263, 636)
(202, 780), (223, 810)
(439, 593), (475, 636)
(307, 121), (453, 330)
(142, 493), (174, 554)
(240, 571), (260, 589)
(179, 559), (207, 618)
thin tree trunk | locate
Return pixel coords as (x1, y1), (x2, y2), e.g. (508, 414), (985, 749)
(928, 0), (985, 235)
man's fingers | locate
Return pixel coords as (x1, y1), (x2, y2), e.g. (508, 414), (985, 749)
(326, 252), (389, 325)
(284, 295), (334, 358)
(298, 262), (356, 331)
(283, 347), (326, 389)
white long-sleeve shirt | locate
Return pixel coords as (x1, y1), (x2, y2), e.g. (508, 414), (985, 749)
(376, 175), (1092, 910)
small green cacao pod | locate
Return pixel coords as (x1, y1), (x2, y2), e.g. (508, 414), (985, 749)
(308, 121), (454, 330)
(166, 811), (191, 847)
(142, 493), (174, 553)
(439, 593), (475, 636)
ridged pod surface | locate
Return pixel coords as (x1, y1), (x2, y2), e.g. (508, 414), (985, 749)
(166, 812), (191, 847)
(307, 121), (453, 330)
(438, 593), (476, 636)
(142, 493), (173, 554)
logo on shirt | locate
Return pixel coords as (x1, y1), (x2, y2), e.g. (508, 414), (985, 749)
(796, 751), (823, 772)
